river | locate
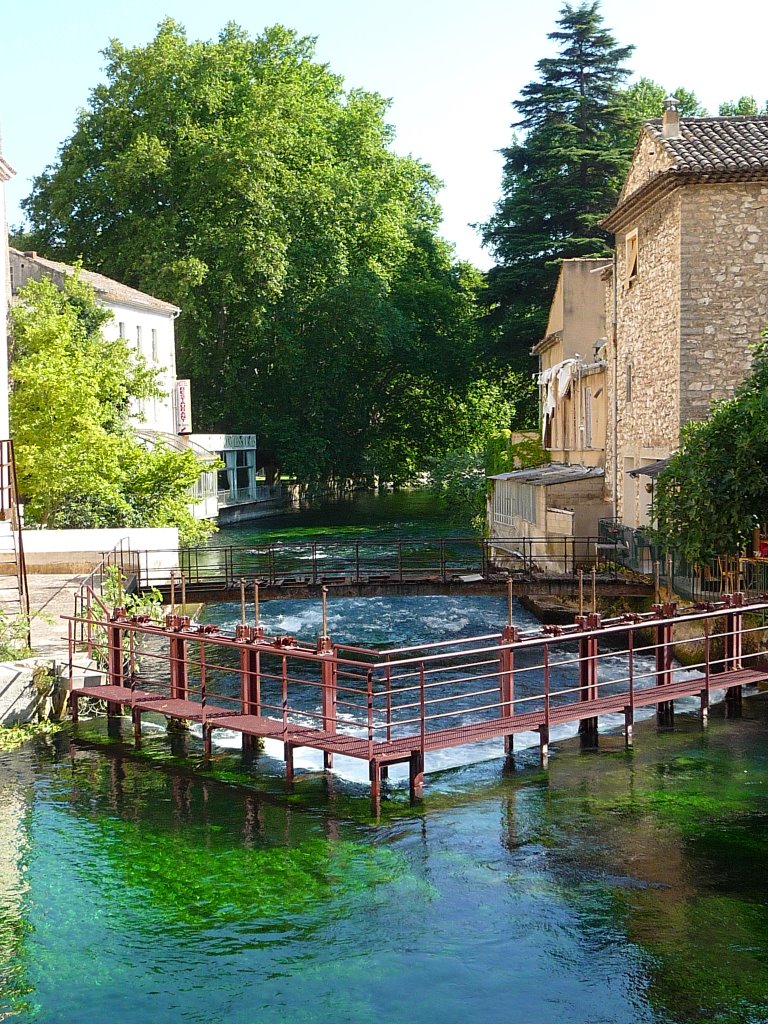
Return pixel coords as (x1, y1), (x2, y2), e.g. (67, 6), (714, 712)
(1, 492), (768, 1023)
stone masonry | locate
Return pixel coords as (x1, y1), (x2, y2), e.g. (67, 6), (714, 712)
(602, 115), (768, 528)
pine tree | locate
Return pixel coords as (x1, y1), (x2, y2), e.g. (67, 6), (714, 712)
(481, 2), (634, 362)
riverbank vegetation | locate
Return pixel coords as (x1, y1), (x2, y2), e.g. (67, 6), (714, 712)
(653, 332), (768, 564)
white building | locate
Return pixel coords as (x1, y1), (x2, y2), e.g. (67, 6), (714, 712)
(9, 249), (181, 435)
(8, 250), (270, 524)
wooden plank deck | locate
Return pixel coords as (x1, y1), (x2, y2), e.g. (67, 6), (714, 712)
(71, 667), (767, 766)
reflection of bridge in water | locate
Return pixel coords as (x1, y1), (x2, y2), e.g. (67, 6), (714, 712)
(67, 588), (768, 812)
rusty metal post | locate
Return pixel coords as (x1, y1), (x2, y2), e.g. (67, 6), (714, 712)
(655, 603), (675, 727)
(540, 643), (550, 767)
(499, 623), (518, 756)
(724, 598), (744, 717)
(369, 759), (381, 814)
(701, 615), (711, 725)
(169, 632), (188, 703)
(578, 612), (601, 745)
(106, 615), (125, 717)
(625, 627), (634, 746)
(320, 648), (337, 770)
(409, 750), (424, 802)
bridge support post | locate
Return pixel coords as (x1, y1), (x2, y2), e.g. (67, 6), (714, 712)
(202, 724), (213, 759)
(169, 634), (189, 702)
(284, 743), (294, 784)
(106, 619), (124, 716)
(241, 639), (262, 753)
(499, 625), (518, 757)
(654, 603), (675, 727)
(409, 750), (424, 802)
(724, 599), (744, 718)
(369, 760), (382, 814)
(319, 639), (337, 770)
(624, 707), (633, 746)
(577, 613), (600, 746)
(132, 707), (142, 746)
(539, 725), (549, 767)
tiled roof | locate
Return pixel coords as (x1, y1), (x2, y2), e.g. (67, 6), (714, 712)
(645, 116), (768, 175)
(9, 249), (180, 314)
(603, 116), (768, 231)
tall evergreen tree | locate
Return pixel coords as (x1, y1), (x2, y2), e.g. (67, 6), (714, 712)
(481, 2), (633, 362)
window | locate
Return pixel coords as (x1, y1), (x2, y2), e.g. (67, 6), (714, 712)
(626, 362), (633, 403)
(136, 325), (142, 351)
(585, 387), (592, 448)
(235, 450), (250, 490)
(151, 329), (158, 362)
(118, 322), (126, 339)
(625, 228), (638, 284)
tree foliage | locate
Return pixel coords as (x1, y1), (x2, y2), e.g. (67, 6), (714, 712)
(652, 332), (768, 563)
(21, 20), (502, 484)
(620, 78), (707, 127)
(481, 2), (634, 362)
(719, 96), (768, 116)
(9, 274), (214, 544)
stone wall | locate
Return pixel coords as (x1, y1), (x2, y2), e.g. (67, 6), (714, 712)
(611, 191), (682, 524)
(620, 130), (672, 201)
(679, 182), (768, 422)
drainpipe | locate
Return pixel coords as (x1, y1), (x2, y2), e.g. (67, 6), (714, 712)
(611, 249), (618, 519)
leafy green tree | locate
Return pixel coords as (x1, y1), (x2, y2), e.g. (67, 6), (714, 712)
(428, 376), (538, 528)
(620, 78), (707, 126)
(719, 96), (768, 116)
(10, 274), (214, 544)
(481, 2), (634, 365)
(652, 332), (768, 563)
(21, 20), (495, 485)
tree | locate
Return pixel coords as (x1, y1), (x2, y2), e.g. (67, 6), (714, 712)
(620, 78), (707, 127)
(481, 2), (634, 364)
(719, 96), (768, 116)
(9, 274), (214, 544)
(21, 20), (499, 485)
(652, 332), (768, 564)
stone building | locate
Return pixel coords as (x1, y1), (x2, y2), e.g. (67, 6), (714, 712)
(487, 259), (610, 565)
(601, 105), (768, 528)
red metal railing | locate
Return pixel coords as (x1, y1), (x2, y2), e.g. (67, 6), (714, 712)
(66, 593), (768, 813)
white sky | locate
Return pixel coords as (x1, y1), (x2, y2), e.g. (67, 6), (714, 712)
(2, 0), (767, 269)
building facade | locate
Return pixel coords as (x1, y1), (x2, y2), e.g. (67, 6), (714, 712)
(602, 107), (768, 527)
(8, 251), (271, 523)
(488, 259), (610, 552)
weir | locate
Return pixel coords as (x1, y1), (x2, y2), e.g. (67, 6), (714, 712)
(66, 587), (768, 812)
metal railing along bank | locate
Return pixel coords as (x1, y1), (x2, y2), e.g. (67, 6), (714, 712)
(133, 535), (638, 591)
(66, 590), (768, 809)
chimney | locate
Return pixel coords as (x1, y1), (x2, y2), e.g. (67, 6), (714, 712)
(662, 96), (681, 140)
(23, 251), (37, 258)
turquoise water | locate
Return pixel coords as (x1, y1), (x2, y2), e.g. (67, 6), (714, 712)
(3, 494), (768, 1022)
(208, 489), (462, 546)
(4, 704), (768, 1023)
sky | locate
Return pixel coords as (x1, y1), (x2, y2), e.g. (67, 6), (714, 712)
(2, 0), (768, 270)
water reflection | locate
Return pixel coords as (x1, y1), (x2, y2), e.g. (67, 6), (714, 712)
(3, 707), (768, 1023)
